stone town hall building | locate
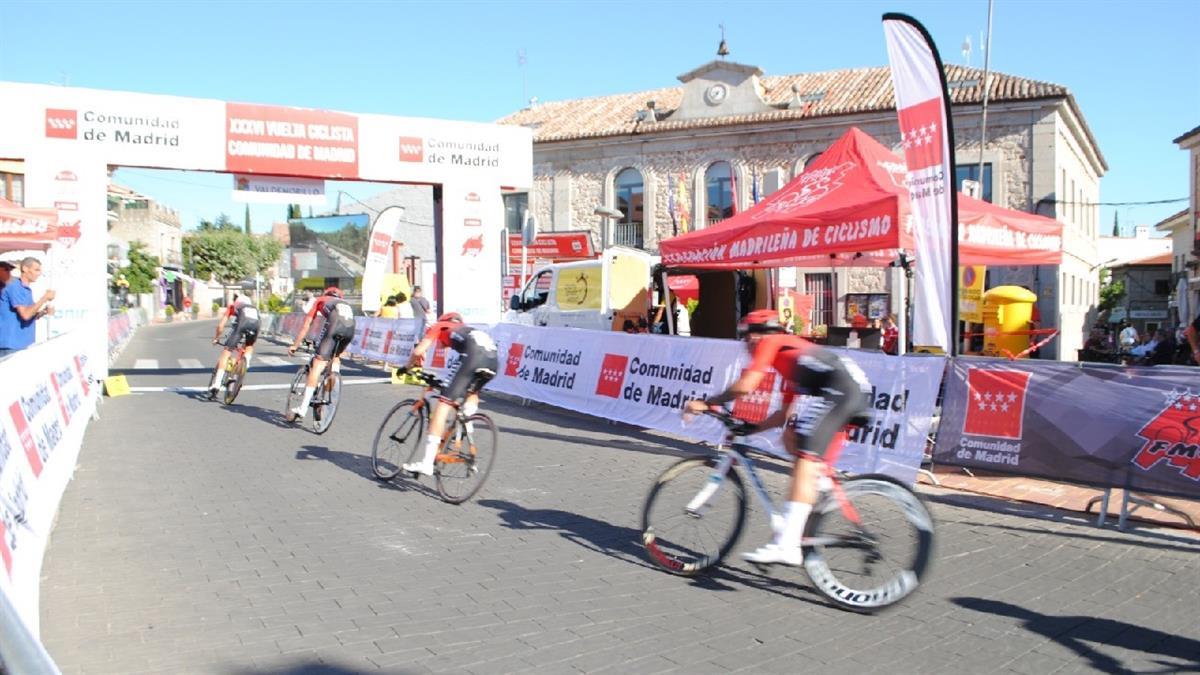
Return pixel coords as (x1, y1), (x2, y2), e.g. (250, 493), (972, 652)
(497, 54), (1107, 360)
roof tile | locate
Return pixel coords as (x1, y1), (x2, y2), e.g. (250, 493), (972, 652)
(500, 65), (1069, 142)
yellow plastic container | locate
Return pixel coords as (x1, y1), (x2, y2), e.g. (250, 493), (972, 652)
(982, 285), (1037, 357)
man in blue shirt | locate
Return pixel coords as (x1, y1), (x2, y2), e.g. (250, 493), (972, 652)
(0, 257), (55, 357)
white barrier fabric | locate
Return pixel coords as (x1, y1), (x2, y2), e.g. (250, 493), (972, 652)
(0, 332), (99, 637)
(295, 315), (944, 484)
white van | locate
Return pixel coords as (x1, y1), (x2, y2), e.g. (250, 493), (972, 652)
(505, 247), (656, 331)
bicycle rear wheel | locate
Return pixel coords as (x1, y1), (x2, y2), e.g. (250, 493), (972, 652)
(223, 356), (246, 405)
(312, 372), (341, 434)
(284, 365), (308, 423)
(803, 474), (934, 613)
(435, 413), (497, 504)
(371, 399), (426, 480)
(640, 457), (747, 577)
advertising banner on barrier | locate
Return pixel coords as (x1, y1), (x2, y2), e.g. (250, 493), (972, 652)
(289, 314), (943, 484)
(0, 332), (99, 636)
(935, 358), (1200, 498)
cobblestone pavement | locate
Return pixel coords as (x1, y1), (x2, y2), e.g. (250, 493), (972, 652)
(39, 322), (1200, 674)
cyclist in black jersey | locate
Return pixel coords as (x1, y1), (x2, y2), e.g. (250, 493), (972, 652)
(287, 287), (356, 420)
(207, 294), (260, 398)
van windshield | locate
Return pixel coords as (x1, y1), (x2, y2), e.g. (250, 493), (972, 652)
(522, 270), (553, 308)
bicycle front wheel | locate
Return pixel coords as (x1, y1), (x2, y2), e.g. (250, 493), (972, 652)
(284, 365), (308, 423)
(803, 474), (934, 613)
(435, 413), (497, 504)
(640, 457), (747, 577)
(223, 356), (246, 405)
(312, 372), (341, 434)
(371, 399), (426, 480)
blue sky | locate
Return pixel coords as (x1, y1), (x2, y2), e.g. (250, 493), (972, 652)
(2, 0), (1197, 234)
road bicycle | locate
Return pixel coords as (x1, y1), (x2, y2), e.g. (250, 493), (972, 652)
(371, 368), (498, 504)
(284, 353), (342, 434)
(208, 334), (251, 405)
(640, 408), (934, 613)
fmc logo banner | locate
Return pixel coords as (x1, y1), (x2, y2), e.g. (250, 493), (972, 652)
(935, 358), (1200, 499)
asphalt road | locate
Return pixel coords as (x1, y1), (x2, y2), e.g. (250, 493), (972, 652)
(38, 320), (1200, 674)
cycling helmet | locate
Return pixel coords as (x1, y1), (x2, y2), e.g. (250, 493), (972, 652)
(737, 309), (784, 338)
(437, 312), (463, 324)
(323, 286), (342, 298)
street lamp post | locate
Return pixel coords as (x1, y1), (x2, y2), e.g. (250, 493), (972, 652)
(593, 205), (623, 250)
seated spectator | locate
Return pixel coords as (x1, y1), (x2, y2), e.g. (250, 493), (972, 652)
(1147, 330), (1176, 365)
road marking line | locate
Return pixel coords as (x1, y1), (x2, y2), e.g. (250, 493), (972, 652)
(133, 359), (159, 369)
(256, 356), (290, 367)
(178, 359), (205, 369)
(128, 377), (391, 393)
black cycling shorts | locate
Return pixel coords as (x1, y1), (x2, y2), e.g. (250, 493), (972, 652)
(442, 334), (499, 402)
(223, 319), (259, 349)
(785, 348), (871, 458)
(316, 318), (356, 360)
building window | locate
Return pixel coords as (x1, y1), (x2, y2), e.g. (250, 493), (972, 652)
(613, 167), (644, 248)
(954, 163), (993, 202)
(0, 172), (24, 206)
(805, 273), (834, 329)
(503, 192), (528, 234)
(1154, 279), (1170, 296)
(705, 161), (734, 226)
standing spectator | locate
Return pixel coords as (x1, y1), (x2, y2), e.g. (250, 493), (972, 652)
(395, 292), (414, 319)
(410, 285), (431, 337)
(882, 313), (900, 355)
(0, 260), (13, 293)
(1118, 320), (1139, 351)
(379, 296), (399, 319)
(300, 291), (315, 314)
(0, 257), (55, 357)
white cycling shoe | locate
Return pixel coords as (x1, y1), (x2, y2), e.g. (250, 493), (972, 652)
(742, 543), (804, 566)
(402, 461), (435, 476)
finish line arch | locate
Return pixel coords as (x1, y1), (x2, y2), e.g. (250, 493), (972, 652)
(0, 81), (533, 379)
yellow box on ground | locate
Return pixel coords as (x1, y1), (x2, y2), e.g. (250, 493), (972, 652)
(104, 375), (131, 397)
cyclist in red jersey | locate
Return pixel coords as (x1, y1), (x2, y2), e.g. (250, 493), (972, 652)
(684, 309), (871, 565)
(286, 287), (356, 420)
(402, 312), (499, 475)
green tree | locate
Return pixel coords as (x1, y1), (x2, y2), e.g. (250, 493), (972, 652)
(184, 231), (283, 286)
(244, 204), (251, 235)
(1098, 269), (1125, 312)
(184, 230), (255, 285)
(248, 235), (284, 275)
(288, 204), (303, 220)
(1112, 211), (1119, 237)
(124, 241), (159, 293)
(197, 213), (239, 232)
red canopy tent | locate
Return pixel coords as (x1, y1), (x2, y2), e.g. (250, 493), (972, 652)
(0, 197), (58, 250)
(661, 127), (913, 270)
(659, 126), (1063, 270)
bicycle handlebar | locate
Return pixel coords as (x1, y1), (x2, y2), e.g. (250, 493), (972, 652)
(701, 407), (760, 437)
(394, 367), (445, 390)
